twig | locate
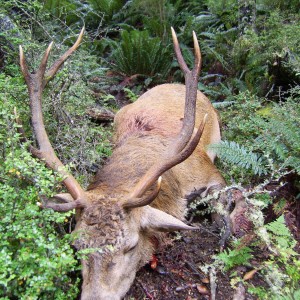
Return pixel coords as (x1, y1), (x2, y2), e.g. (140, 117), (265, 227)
(219, 190), (233, 250)
(209, 267), (217, 300)
(175, 283), (197, 292)
(196, 223), (219, 238)
(232, 282), (246, 300)
(185, 261), (204, 278)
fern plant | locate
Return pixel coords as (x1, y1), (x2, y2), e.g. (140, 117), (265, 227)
(254, 95), (300, 175)
(209, 140), (267, 176)
(87, 0), (125, 20)
(248, 216), (300, 299)
(214, 239), (253, 271)
(265, 216), (297, 252)
(232, 10), (300, 94)
(111, 30), (172, 81)
(216, 89), (300, 181)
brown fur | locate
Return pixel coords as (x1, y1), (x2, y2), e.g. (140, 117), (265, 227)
(89, 84), (225, 217)
(75, 83), (226, 300)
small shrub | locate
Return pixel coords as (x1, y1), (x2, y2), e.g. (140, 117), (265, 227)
(0, 12), (113, 297)
(232, 10), (300, 94)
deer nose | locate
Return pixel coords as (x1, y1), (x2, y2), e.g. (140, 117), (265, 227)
(81, 293), (121, 300)
(81, 287), (122, 300)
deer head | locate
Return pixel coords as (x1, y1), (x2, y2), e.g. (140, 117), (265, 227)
(18, 27), (205, 299)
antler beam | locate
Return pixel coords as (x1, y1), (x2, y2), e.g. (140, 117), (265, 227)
(19, 28), (86, 206)
(124, 28), (206, 208)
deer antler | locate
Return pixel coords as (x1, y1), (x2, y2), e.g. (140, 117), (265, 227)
(123, 28), (206, 209)
(19, 28), (87, 208)
(121, 177), (162, 209)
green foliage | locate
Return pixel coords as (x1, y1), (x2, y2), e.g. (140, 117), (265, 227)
(212, 215), (299, 299)
(2, 1), (300, 298)
(40, 0), (127, 27)
(209, 140), (266, 175)
(0, 3), (113, 297)
(0, 76), (80, 299)
(205, 0), (237, 15)
(126, 0), (183, 43)
(265, 216), (296, 252)
(111, 30), (172, 81)
(254, 94), (300, 175)
(232, 10), (300, 94)
(248, 216), (300, 299)
(258, 0), (300, 13)
(123, 87), (139, 102)
(42, 0), (80, 24)
(216, 89), (300, 182)
(87, 0), (125, 20)
(214, 240), (253, 271)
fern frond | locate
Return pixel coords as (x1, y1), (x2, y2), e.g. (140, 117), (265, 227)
(209, 140), (267, 175)
(111, 30), (172, 80)
(201, 43), (229, 70)
(265, 216), (297, 251)
(215, 241), (253, 271)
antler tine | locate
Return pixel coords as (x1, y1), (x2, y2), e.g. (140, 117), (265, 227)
(121, 177), (162, 209)
(38, 42), (53, 79)
(127, 29), (204, 204)
(171, 28), (201, 154)
(171, 27), (189, 75)
(19, 29), (86, 204)
(45, 26), (85, 86)
(19, 45), (31, 86)
(38, 197), (87, 212)
(192, 31), (201, 77)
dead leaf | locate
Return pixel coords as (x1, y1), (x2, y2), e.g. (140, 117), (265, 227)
(201, 277), (210, 284)
(196, 284), (209, 294)
(243, 269), (258, 281)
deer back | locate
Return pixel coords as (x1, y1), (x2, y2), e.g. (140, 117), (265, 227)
(115, 83), (221, 159)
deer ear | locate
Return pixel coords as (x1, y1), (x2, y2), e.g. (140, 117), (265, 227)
(140, 206), (197, 232)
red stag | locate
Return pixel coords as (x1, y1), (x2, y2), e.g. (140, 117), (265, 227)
(19, 27), (228, 299)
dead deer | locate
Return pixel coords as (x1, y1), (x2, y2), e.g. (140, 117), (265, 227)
(19, 27), (228, 300)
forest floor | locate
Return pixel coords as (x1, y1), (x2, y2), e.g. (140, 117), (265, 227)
(125, 222), (259, 300)
(123, 178), (300, 300)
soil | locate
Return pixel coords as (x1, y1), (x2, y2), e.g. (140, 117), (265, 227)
(125, 223), (257, 300)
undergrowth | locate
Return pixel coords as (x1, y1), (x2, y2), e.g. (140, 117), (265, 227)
(0, 83), (80, 298)
(211, 89), (300, 184)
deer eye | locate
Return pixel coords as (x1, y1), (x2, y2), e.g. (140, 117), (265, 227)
(124, 243), (138, 254)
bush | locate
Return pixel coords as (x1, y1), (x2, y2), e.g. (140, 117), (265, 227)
(0, 4), (113, 297)
(212, 89), (300, 183)
(232, 10), (300, 94)
(0, 75), (80, 299)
